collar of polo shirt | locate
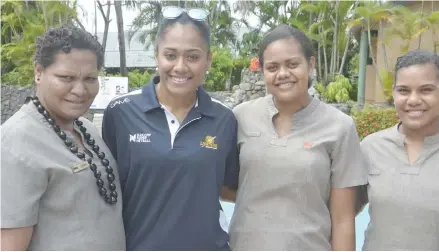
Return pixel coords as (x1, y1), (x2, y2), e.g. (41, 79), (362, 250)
(138, 76), (215, 117)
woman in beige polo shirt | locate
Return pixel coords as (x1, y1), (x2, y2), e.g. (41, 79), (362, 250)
(357, 50), (439, 250)
(1, 25), (125, 250)
(229, 24), (368, 250)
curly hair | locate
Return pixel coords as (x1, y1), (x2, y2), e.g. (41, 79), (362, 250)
(34, 24), (104, 69)
(395, 50), (439, 82)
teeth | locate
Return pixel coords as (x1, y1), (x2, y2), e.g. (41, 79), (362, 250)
(407, 111), (424, 116)
(172, 77), (188, 83)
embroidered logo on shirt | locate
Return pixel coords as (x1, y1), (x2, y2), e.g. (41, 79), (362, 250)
(110, 97), (130, 108)
(129, 133), (151, 143)
(200, 136), (218, 149)
(303, 142), (313, 148)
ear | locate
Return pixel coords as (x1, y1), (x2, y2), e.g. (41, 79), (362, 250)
(34, 63), (43, 86)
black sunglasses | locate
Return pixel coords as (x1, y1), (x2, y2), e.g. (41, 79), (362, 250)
(162, 6), (209, 21)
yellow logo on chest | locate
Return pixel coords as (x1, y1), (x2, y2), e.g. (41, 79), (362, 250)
(200, 136), (218, 149)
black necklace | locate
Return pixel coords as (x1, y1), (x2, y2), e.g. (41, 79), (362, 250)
(29, 96), (117, 205)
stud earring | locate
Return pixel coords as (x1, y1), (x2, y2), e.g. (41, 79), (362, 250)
(206, 71), (209, 75)
(155, 67), (158, 71)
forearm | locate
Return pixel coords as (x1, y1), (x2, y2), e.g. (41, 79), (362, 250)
(331, 219), (355, 251)
(1, 227), (33, 251)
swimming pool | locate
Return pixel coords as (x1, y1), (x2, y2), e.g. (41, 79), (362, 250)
(220, 202), (370, 251)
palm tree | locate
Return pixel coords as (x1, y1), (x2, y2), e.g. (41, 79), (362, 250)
(347, 1), (394, 90)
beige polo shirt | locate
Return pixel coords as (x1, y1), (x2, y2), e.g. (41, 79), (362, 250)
(360, 124), (439, 250)
(1, 102), (125, 250)
(229, 95), (368, 250)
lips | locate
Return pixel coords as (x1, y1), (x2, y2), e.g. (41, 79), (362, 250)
(406, 110), (426, 117)
(275, 82), (295, 89)
(171, 76), (192, 85)
(65, 99), (85, 104)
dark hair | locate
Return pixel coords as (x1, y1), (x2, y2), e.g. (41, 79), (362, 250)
(258, 24), (315, 67)
(34, 24), (104, 69)
(395, 50), (439, 83)
(155, 12), (211, 50)
(258, 24), (315, 88)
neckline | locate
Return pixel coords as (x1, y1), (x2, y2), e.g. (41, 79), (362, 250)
(266, 94), (320, 126)
(391, 122), (439, 146)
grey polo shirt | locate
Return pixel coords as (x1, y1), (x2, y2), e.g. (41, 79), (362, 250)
(102, 76), (239, 250)
(359, 124), (439, 250)
(1, 102), (125, 250)
(229, 95), (368, 250)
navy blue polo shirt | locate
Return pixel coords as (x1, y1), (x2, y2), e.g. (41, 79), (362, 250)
(102, 76), (239, 250)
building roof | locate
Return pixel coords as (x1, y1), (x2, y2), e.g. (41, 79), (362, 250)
(97, 31), (156, 68)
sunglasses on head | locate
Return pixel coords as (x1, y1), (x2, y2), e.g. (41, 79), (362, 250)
(162, 6), (209, 21)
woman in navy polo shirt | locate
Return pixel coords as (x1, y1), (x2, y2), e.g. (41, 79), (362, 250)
(102, 6), (239, 251)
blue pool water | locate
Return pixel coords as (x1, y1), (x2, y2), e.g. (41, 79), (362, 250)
(220, 202), (370, 251)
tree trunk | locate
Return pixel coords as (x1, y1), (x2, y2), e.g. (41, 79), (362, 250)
(338, 36), (350, 74)
(379, 20), (389, 70)
(330, 0), (340, 76)
(418, 0), (425, 49)
(367, 23), (384, 90)
(318, 44), (322, 81)
(433, 1), (437, 53)
(97, 0), (112, 52)
(114, 0), (128, 76)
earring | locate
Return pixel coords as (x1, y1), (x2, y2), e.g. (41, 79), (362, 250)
(155, 67), (158, 71)
(206, 71), (209, 75)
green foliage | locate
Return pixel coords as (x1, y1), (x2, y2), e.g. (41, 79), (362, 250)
(205, 46), (233, 91)
(104, 69), (152, 88)
(1, 0), (81, 86)
(380, 69), (394, 103)
(351, 104), (399, 140)
(127, 69), (152, 88)
(319, 74), (352, 103)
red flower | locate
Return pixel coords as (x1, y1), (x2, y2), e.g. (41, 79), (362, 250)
(249, 57), (260, 71)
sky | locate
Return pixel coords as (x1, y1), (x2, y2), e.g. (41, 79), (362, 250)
(76, 0), (260, 35)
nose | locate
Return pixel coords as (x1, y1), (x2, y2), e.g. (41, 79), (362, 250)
(70, 80), (87, 97)
(173, 57), (188, 74)
(278, 66), (290, 80)
(407, 91), (422, 106)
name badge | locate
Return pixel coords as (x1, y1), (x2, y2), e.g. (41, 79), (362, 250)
(71, 162), (89, 173)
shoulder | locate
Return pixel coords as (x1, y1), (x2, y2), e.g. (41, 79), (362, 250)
(107, 88), (143, 111)
(320, 102), (353, 124)
(1, 110), (46, 161)
(209, 97), (237, 123)
(360, 125), (396, 148)
(233, 96), (267, 119)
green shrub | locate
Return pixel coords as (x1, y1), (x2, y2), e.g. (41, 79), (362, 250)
(318, 74), (352, 103)
(205, 46), (233, 91)
(351, 104), (399, 140)
(127, 69), (151, 88)
(104, 69), (152, 88)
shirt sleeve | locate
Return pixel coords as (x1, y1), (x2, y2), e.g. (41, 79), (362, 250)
(1, 148), (48, 228)
(102, 106), (117, 161)
(223, 115), (240, 190)
(330, 118), (368, 189)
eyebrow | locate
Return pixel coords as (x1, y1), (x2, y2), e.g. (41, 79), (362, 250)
(163, 47), (203, 53)
(264, 57), (302, 64)
(394, 84), (438, 88)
